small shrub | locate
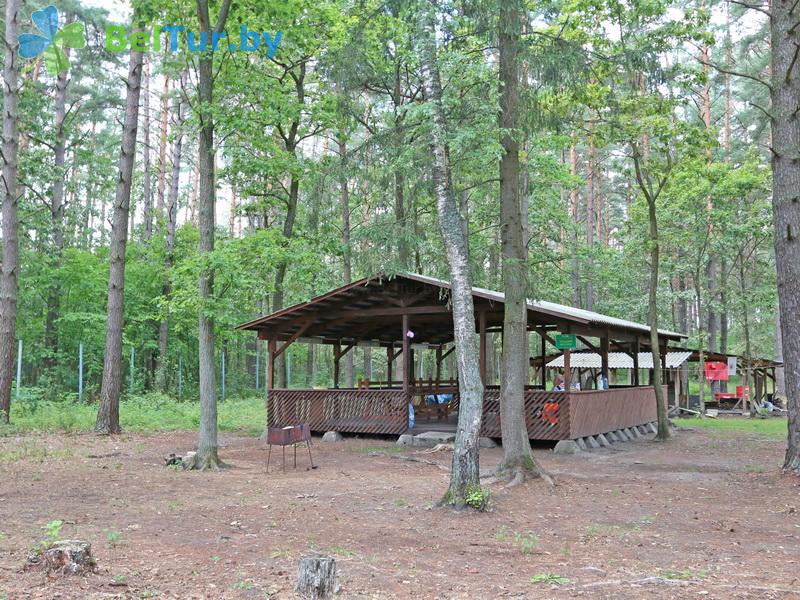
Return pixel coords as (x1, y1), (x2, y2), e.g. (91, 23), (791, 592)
(105, 529), (122, 548)
(514, 531), (539, 555)
(465, 485), (492, 511)
(32, 519), (63, 554)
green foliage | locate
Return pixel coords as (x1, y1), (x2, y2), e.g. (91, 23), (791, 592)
(464, 485), (493, 512)
(2, 394), (265, 437)
(32, 520), (63, 555)
(530, 573), (572, 585)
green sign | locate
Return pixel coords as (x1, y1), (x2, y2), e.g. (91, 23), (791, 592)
(555, 334), (577, 350)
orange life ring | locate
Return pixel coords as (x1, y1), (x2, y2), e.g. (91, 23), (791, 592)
(542, 402), (559, 427)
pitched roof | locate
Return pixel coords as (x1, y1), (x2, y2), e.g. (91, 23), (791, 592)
(237, 272), (687, 344)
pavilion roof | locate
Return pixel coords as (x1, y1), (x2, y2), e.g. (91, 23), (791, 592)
(237, 272), (687, 346)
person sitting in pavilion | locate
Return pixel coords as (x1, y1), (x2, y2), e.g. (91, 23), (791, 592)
(552, 374), (565, 391)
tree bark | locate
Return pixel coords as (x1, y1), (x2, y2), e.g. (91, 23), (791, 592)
(569, 144), (581, 307)
(44, 52), (71, 369)
(632, 148), (670, 440)
(770, 0), (800, 473)
(339, 138), (354, 388)
(96, 32), (144, 434)
(142, 58), (153, 241)
(418, 0), (483, 508)
(156, 73), (185, 392)
(585, 118), (596, 310)
(0, 0), (21, 423)
(156, 76), (170, 220)
(183, 0), (232, 469)
(497, 0), (546, 482)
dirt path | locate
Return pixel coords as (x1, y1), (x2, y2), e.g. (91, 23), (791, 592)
(0, 424), (798, 599)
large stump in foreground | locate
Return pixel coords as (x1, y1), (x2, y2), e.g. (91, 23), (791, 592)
(296, 555), (338, 599)
(41, 540), (96, 575)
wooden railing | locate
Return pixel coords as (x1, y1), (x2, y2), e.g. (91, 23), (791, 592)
(268, 389), (408, 435)
(267, 386), (661, 441)
(568, 386), (662, 439)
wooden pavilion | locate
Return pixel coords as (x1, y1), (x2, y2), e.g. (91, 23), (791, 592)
(237, 273), (687, 441)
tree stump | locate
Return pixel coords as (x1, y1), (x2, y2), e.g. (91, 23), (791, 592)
(296, 555), (338, 599)
(43, 540), (96, 575)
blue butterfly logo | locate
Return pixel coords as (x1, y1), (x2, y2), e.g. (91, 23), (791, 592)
(19, 6), (85, 75)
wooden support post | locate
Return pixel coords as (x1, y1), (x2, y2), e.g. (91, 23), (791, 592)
(386, 345), (394, 388)
(402, 314), (410, 397)
(632, 340), (640, 386)
(600, 335), (610, 387)
(435, 345), (442, 386)
(479, 311), (487, 385)
(540, 331), (546, 389)
(267, 337), (276, 426)
(267, 338), (276, 391)
(333, 342), (341, 389)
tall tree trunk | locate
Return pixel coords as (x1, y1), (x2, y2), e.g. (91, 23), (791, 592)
(632, 148), (669, 440)
(393, 63), (410, 270)
(156, 74), (185, 392)
(770, 0), (800, 473)
(142, 58), (153, 241)
(189, 151), (199, 224)
(0, 0), (21, 423)
(497, 0), (547, 482)
(156, 76), (170, 220)
(183, 0), (232, 469)
(44, 56), (70, 368)
(585, 118), (595, 310)
(96, 34), (144, 433)
(418, 0), (483, 508)
(569, 144), (580, 307)
(339, 139), (354, 387)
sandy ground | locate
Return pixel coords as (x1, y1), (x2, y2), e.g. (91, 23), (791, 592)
(1, 423), (799, 599)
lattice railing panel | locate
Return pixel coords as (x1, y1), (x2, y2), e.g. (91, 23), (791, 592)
(268, 389), (408, 435)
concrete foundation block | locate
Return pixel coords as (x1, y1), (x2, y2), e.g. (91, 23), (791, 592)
(322, 431), (343, 443)
(412, 431), (456, 448)
(585, 436), (601, 449)
(553, 440), (581, 455)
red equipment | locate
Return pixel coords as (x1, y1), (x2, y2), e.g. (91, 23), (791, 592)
(704, 362), (729, 381)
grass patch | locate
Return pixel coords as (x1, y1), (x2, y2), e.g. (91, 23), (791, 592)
(660, 568), (707, 580)
(0, 393), (265, 437)
(531, 573), (572, 585)
(0, 441), (75, 463)
(674, 417), (786, 438)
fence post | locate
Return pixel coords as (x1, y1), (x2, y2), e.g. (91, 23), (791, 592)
(221, 351), (226, 400)
(129, 347), (135, 394)
(178, 355), (183, 399)
(78, 343), (84, 402)
(15, 340), (22, 400)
